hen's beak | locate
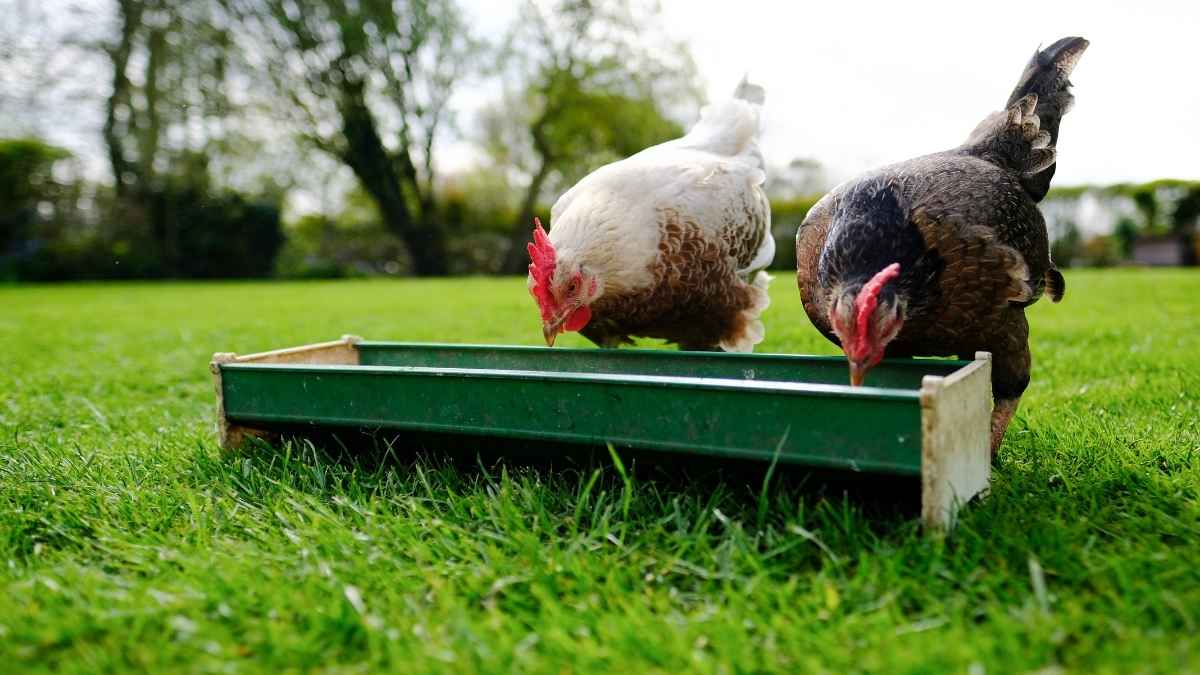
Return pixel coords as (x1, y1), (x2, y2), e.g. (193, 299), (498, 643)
(849, 360), (868, 387)
(542, 316), (566, 347)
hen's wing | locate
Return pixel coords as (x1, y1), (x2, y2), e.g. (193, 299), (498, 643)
(659, 147), (772, 276)
(643, 79), (772, 275)
(898, 153), (1062, 312)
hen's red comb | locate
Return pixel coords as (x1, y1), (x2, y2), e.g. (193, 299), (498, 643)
(851, 263), (901, 356)
(527, 217), (557, 321)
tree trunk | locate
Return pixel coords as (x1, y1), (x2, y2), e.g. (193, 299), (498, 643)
(501, 102), (563, 275)
(406, 213), (449, 277)
(502, 160), (554, 275)
(104, 0), (142, 198)
(139, 25), (165, 184)
(338, 82), (448, 276)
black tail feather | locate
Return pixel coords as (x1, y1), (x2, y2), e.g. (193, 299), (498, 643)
(1006, 37), (1089, 201)
(1006, 37), (1088, 145)
(1045, 267), (1066, 302)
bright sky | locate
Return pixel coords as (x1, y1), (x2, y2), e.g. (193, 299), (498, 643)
(456, 0), (1200, 186)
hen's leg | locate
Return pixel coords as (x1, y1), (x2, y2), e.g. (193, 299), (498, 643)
(988, 312), (1032, 458)
(990, 398), (1022, 454)
(579, 324), (630, 349)
(679, 344), (723, 352)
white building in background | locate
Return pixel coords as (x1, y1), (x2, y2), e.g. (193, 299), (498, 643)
(1039, 184), (1199, 267)
(1131, 236), (1191, 266)
(1041, 191), (1140, 241)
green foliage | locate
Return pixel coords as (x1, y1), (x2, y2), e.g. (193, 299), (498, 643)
(13, 186), (284, 281)
(0, 138), (70, 257)
(767, 195), (821, 270)
(1171, 186), (1200, 233)
(1043, 185), (1093, 201)
(276, 215), (411, 279)
(1113, 218), (1139, 258)
(1171, 187), (1200, 266)
(1047, 179), (1200, 201)
(1051, 220), (1083, 266)
(1079, 235), (1121, 268)
(534, 85), (684, 183)
(486, 0), (700, 272)
(0, 138), (69, 206)
(1, 271), (1199, 672)
(485, 76), (687, 273)
(1132, 188), (1160, 231)
(153, 189), (285, 279)
(276, 178), (524, 278)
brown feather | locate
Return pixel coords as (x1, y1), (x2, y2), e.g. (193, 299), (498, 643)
(582, 209), (763, 350)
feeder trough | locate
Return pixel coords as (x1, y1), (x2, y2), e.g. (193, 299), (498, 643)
(210, 336), (992, 530)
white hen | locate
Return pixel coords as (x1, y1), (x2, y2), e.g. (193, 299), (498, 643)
(527, 79), (774, 351)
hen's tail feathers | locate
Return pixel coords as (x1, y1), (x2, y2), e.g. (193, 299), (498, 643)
(1006, 37), (1088, 139)
(1045, 267), (1066, 302)
(1007, 37), (1089, 200)
(961, 37), (1088, 202)
(720, 270), (771, 353)
(733, 75), (765, 105)
(679, 78), (765, 159)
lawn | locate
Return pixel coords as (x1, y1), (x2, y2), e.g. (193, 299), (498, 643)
(2, 269), (1198, 673)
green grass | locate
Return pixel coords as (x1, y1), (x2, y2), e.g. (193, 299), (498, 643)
(1, 269), (1198, 673)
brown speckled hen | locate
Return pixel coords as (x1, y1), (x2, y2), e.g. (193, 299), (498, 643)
(795, 37), (1088, 454)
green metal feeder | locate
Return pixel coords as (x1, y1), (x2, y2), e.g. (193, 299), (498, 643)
(210, 336), (991, 530)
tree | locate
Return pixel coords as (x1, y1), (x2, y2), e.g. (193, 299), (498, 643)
(1131, 187), (1160, 233)
(0, 139), (71, 259)
(228, 0), (478, 276)
(485, 0), (700, 274)
(1113, 217), (1138, 259)
(1050, 220), (1082, 268)
(1172, 186), (1200, 266)
(1171, 186), (1200, 234)
(102, 0), (241, 198)
(91, 0), (291, 278)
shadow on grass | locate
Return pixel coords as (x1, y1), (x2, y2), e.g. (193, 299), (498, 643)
(212, 424), (928, 540)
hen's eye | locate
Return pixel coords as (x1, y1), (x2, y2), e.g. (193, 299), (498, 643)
(568, 280), (579, 293)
